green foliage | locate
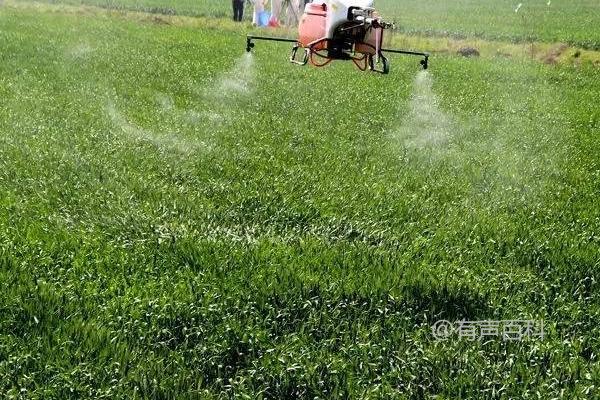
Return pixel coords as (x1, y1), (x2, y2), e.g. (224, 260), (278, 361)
(1, 3), (599, 399)
(14, 0), (600, 49)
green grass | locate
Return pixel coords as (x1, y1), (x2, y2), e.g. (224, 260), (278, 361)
(15, 0), (600, 49)
(1, 3), (600, 399)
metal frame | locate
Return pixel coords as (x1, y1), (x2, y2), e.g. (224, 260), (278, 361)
(382, 48), (429, 69)
(246, 35), (298, 52)
(246, 35), (430, 71)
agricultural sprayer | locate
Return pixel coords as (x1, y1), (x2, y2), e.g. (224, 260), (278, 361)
(246, 0), (429, 74)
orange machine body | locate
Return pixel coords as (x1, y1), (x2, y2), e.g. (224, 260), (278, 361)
(298, 3), (328, 49)
(298, 3), (382, 56)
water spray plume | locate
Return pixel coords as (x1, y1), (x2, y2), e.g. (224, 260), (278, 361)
(211, 52), (256, 100)
(106, 101), (207, 154)
(392, 71), (452, 152)
(194, 52), (257, 126)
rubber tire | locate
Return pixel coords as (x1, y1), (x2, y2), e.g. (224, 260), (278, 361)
(368, 54), (390, 74)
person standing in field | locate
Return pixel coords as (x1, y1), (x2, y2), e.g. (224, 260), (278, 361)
(232, 0), (245, 21)
(284, 0), (301, 26)
(269, 0), (282, 26)
(252, 0), (265, 26)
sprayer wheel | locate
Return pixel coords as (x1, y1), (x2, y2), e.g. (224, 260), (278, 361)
(381, 54), (390, 74)
(368, 54), (390, 74)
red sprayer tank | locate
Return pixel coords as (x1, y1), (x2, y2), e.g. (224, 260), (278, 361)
(298, 3), (327, 49)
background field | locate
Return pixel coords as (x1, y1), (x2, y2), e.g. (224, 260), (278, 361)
(17, 0), (600, 49)
(1, 1), (600, 399)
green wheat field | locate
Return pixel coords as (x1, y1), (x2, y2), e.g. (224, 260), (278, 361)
(1, 0), (599, 398)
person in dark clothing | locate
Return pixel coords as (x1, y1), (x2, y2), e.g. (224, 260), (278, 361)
(232, 0), (245, 21)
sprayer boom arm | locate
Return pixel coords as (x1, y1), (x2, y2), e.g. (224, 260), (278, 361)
(246, 35), (298, 52)
(245, 35), (430, 71)
(382, 48), (429, 69)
